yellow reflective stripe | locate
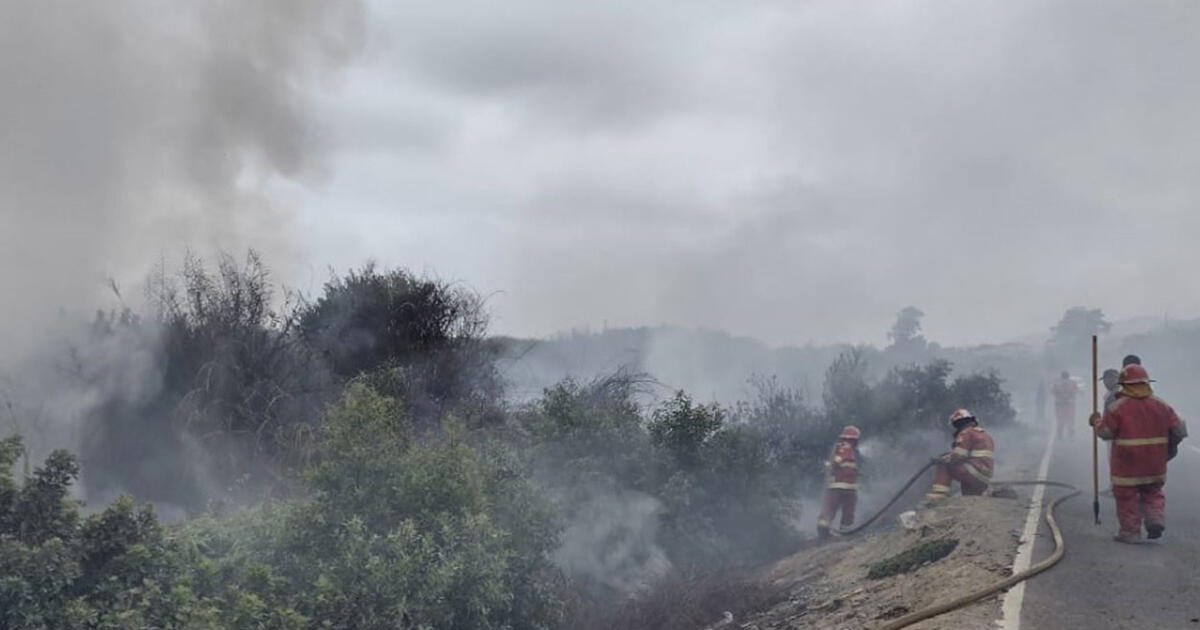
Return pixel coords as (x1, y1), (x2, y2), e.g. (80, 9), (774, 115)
(827, 482), (858, 490)
(837, 462), (858, 469)
(963, 462), (992, 483)
(817, 519), (831, 527)
(929, 484), (951, 493)
(1111, 474), (1165, 486)
(952, 447), (969, 456)
(967, 450), (993, 458)
(1113, 437), (1168, 446)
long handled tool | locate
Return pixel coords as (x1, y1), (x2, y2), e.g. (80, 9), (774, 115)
(1092, 334), (1100, 525)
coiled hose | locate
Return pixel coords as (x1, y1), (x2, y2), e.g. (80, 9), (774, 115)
(833, 464), (1080, 630)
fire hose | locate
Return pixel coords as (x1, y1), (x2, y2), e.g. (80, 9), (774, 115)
(834, 462), (1080, 630)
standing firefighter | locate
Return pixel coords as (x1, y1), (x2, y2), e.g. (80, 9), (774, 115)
(1052, 371), (1081, 439)
(817, 425), (860, 539)
(926, 409), (995, 503)
(1090, 364), (1188, 543)
(1101, 368), (1121, 411)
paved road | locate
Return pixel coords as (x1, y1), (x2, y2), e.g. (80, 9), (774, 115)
(1018, 432), (1200, 630)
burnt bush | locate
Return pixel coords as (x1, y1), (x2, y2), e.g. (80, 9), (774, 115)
(823, 354), (1015, 440)
(71, 251), (332, 511)
(570, 568), (784, 630)
(521, 377), (803, 604)
(300, 263), (503, 426)
(733, 375), (827, 486)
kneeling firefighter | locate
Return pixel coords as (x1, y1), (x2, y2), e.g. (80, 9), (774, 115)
(926, 409), (994, 503)
(818, 425), (861, 539)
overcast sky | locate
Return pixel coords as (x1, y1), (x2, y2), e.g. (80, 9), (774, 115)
(5, 0), (1200, 350)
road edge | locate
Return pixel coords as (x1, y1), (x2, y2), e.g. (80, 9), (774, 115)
(997, 430), (1056, 630)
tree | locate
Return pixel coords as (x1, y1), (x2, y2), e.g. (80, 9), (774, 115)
(823, 348), (871, 431)
(887, 306), (927, 349)
(1046, 307), (1111, 367)
(300, 263), (502, 426)
(648, 392), (724, 470)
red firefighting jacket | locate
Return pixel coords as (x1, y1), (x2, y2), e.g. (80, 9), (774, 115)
(824, 440), (858, 490)
(1098, 387), (1187, 486)
(1052, 379), (1078, 411)
(949, 425), (994, 483)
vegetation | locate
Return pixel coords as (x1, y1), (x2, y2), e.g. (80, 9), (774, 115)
(866, 538), (959, 579)
(0, 384), (563, 630)
(4, 251), (1022, 629)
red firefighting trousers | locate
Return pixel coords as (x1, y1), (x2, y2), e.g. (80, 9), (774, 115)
(1113, 483), (1165, 535)
(931, 462), (989, 496)
(818, 488), (857, 529)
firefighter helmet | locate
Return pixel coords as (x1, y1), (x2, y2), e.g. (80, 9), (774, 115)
(839, 425), (861, 440)
(948, 408), (976, 425)
(1119, 364), (1154, 384)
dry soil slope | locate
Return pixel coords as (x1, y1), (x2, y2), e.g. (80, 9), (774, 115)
(738, 495), (1029, 630)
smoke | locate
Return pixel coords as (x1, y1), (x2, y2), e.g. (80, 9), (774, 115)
(0, 0), (365, 361)
(0, 0), (364, 510)
(553, 486), (672, 594)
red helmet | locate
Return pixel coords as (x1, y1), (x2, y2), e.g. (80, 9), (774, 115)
(839, 425), (861, 440)
(1119, 364), (1154, 385)
(948, 408), (976, 425)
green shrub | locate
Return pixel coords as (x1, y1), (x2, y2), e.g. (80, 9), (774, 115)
(867, 538), (959, 579)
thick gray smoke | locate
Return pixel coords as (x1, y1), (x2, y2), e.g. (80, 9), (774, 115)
(0, 0), (364, 361)
(0, 0), (364, 508)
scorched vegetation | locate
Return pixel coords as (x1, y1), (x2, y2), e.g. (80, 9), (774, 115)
(1, 252), (1017, 630)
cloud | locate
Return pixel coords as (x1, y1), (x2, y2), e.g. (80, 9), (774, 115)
(20, 0), (1197, 349)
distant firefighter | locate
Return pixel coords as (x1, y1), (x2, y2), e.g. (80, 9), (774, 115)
(926, 409), (994, 503)
(1091, 364), (1188, 543)
(1100, 368), (1121, 411)
(817, 425), (860, 539)
(1052, 371), (1081, 440)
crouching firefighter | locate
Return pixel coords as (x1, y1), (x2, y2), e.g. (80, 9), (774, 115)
(1090, 364), (1188, 543)
(926, 409), (994, 503)
(818, 425), (861, 539)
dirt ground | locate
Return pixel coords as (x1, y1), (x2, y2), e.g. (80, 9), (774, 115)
(731, 494), (1031, 630)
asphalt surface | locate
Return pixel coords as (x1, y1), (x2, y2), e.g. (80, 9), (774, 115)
(1018, 430), (1200, 630)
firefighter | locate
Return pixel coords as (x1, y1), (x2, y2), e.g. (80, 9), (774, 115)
(1090, 364), (1188, 543)
(1097, 367), (1121, 498)
(817, 425), (860, 539)
(1051, 371), (1080, 440)
(1101, 368), (1121, 411)
(926, 409), (994, 503)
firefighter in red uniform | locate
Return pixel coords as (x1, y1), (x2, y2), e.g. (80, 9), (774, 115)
(1090, 364), (1188, 543)
(926, 409), (995, 503)
(817, 425), (860, 539)
(1052, 371), (1080, 440)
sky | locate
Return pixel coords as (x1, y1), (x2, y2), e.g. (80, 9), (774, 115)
(4, 0), (1200, 351)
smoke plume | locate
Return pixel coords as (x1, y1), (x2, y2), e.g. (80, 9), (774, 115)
(0, 0), (364, 360)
